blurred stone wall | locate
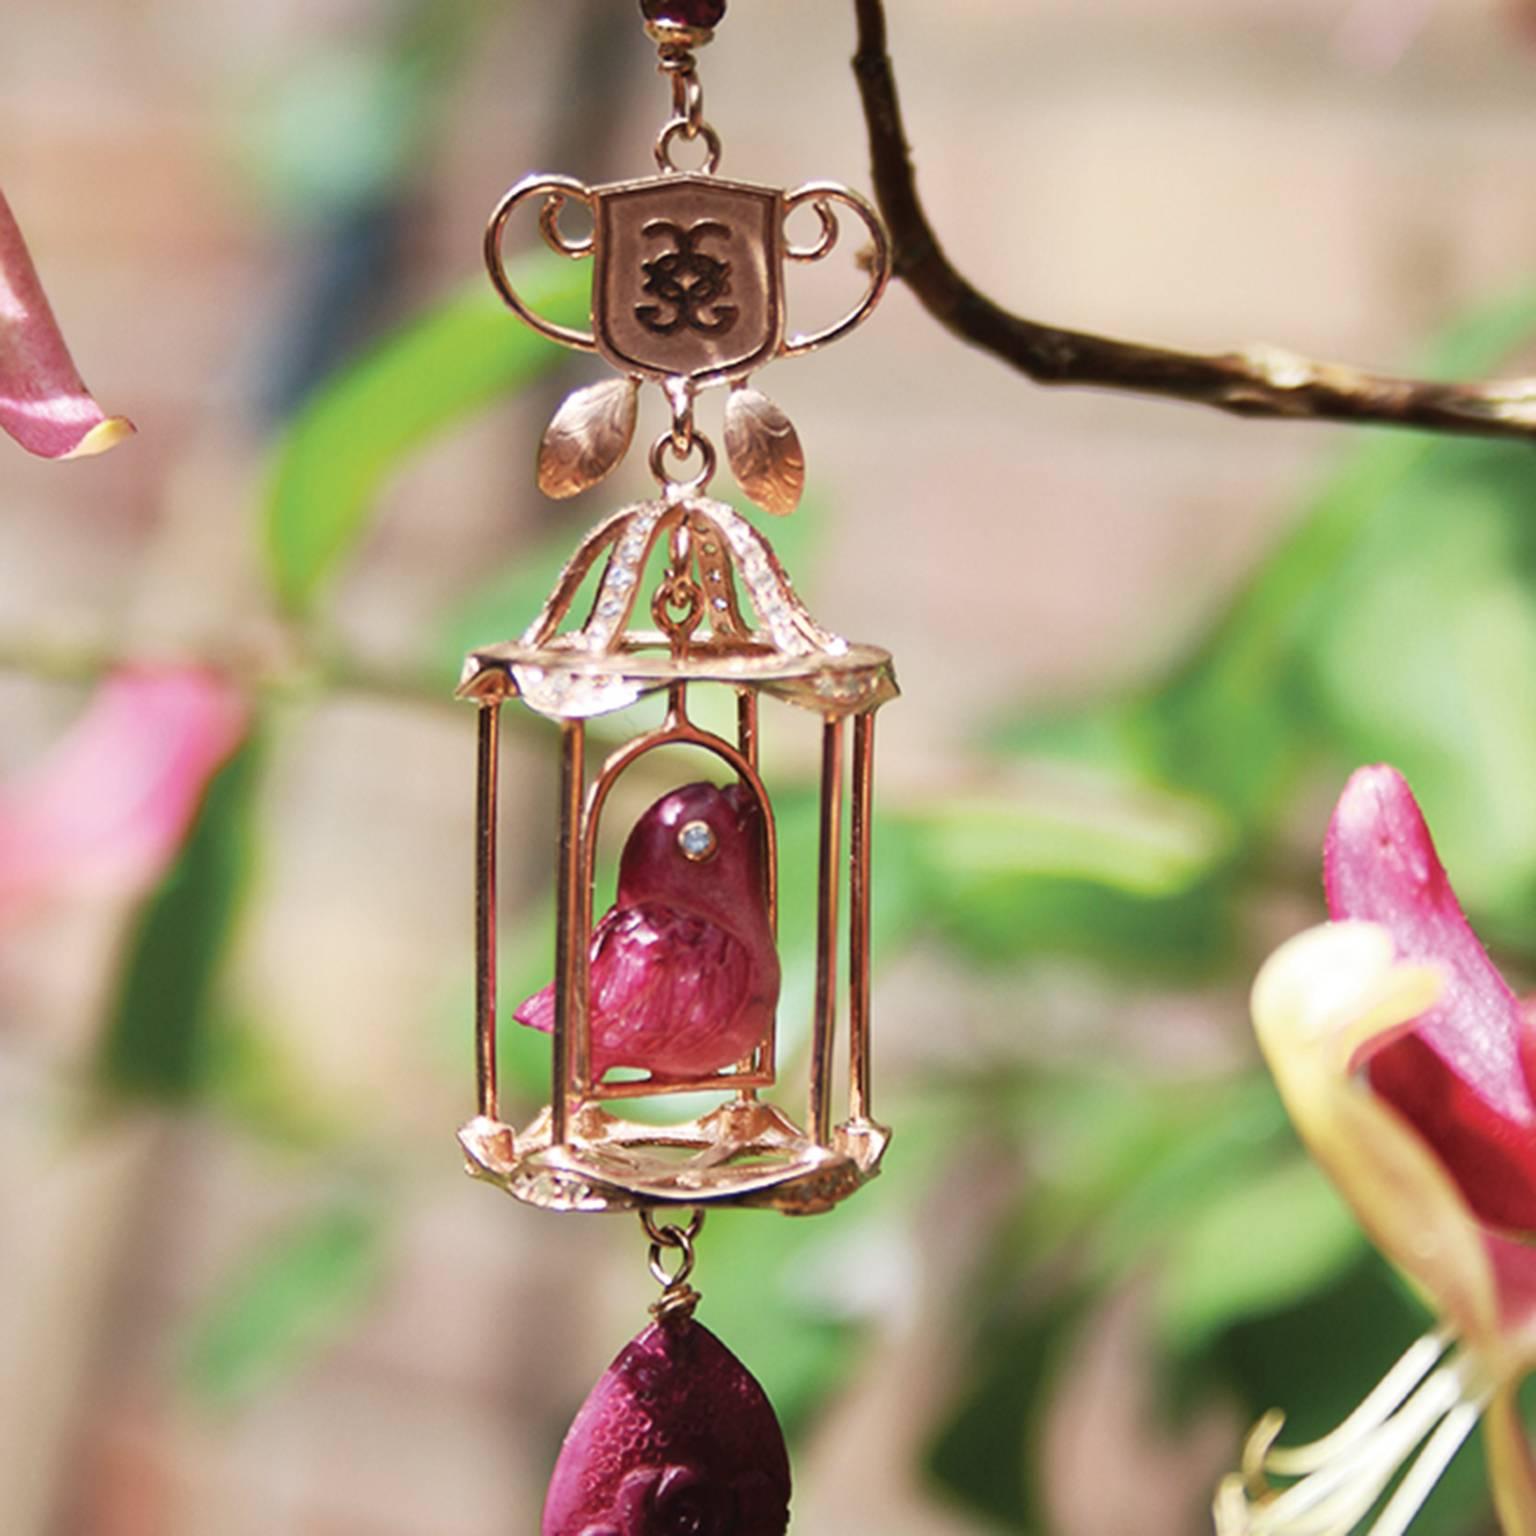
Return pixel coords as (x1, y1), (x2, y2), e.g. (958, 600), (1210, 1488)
(2, 2), (1533, 1533)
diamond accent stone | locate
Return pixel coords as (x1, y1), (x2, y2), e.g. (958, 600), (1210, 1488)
(582, 505), (665, 651)
(678, 820), (717, 861)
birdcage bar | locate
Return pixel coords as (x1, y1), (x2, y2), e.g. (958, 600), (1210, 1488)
(809, 716), (845, 1146)
(849, 710), (875, 1123)
(551, 718), (587, 1145)
(475, 701), (502, 1123)
(737, 689), (760, 768)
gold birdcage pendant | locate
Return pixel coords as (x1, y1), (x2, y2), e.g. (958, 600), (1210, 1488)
(457, 489), (897, 1214)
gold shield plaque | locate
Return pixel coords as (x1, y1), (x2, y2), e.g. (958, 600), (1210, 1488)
(486, 171), (889, 387)
(591, 174), (782, 383)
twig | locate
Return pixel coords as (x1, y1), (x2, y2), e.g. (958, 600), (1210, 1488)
(850, 0), (1536, 442)
(0, 631), (471, 723)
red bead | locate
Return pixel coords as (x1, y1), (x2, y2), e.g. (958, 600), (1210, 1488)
(642, 0), (726, 28)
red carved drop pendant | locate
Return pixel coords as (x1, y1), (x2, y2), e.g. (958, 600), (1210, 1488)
(542, 1317), (790, 1536)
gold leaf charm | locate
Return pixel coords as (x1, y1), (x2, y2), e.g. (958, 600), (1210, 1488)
(538, 378), (640, 500)
(723, 384), (804, 516)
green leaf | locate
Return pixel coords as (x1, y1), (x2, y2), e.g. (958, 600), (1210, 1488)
(181, 1197), (387, 1408)
(94, 737), (263, 1102)
(1303, 437), (1536, 927)
(265, 256), (590, 615)
(924, 1287), (1090, 1532)
(991, 1071), (1290, 1286)
(1086, 1074), (1291, 1270)
(1153, 1152), (1364, 1354)
(899, 779), (1239, 972)
(995, 285), (1536, 839)
(239, 0), (483, 217)
(908, 782), (1233, 898)
(203, 1011), (338, 1149)
(1148, 284), (1536, 818)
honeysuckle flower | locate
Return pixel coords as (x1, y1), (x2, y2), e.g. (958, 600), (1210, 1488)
(0, 667), (247, 918)
(1, 189), (133, 458)
(1216, 765), (1536, 1536)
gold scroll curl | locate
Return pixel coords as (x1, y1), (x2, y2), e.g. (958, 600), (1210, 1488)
(484, 173), (599, 352)
(780, 182), (892, 359)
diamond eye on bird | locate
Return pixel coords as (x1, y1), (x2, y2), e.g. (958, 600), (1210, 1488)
(515, 781), (779, 1084)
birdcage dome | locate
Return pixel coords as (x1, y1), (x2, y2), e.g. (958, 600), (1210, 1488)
(457, 495), (897, 720)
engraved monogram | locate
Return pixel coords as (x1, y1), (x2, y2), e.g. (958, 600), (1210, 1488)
(635, 219), (738, 337)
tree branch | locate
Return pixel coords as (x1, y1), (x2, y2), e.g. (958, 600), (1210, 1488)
(851, 0), (1536, 442)
(0, 631), (470, 721)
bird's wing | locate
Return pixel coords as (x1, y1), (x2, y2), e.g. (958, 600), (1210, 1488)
(516, 983), (559, 1032)
(513, 978), (556, 1034)
(511, 905), (703, 1037)
(588, 903), (754, 1071)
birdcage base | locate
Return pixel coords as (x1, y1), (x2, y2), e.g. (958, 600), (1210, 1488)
(459, 1098), (889, 1215)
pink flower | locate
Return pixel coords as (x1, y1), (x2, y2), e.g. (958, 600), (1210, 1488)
(1, 188), (133, 459)
(1216, 765), (1536, 1536)
(0, 668), (248, 918)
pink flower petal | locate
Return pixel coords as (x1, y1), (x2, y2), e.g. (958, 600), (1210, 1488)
(0, 668), (248, 918)
(1326, 764), (1536, 1233)
(0, 188), (134, 459)
(1484, 1227), (1536, 1336)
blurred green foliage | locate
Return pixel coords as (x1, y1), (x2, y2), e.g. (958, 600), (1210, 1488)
(181, 1195), (388, 1408)
(97, 151), (1536, 1533)
(266, 256), (589, 613)
(240, 0), (484, 218)
(95, 738), (264, 1102)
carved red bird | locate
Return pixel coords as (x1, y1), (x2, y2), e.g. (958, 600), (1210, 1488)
(515, 781), (779, 1083)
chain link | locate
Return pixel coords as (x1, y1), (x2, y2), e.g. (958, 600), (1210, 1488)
(653, 41), (721, 173)
(641, 1209), (705, 1323)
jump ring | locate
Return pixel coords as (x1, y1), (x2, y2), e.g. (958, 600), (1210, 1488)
(648, 1238), (697, 1290)
(649, 429), (716, 496)
(641, 1208), (705, 1246)
(655, 118), (723, 175)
